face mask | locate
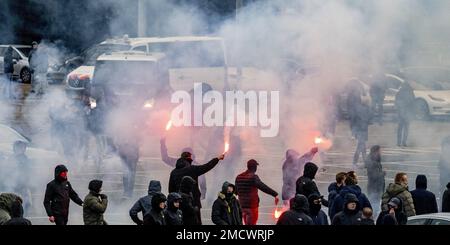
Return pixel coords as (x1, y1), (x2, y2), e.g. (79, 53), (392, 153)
(59, 171), (68, 180)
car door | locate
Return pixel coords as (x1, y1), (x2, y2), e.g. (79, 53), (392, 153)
(429, 219), (450, 225)
(12, 48), (22, 77)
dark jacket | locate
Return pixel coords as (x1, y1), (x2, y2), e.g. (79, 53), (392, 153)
(179, 176), (201, 225)
(83, 180), (108, 225)
(376, 198), (407, 225)
(365, 148), (385, 195)
(296, 163), (328, 207)
(169, 157), (219, 209)
(282, 150), (315, 200)
(2, 200), (32, 225)
(277, 194), (314, 225)
(3, 46), (14, 74)
(395, 83), (416, 120)
(164, 192), (183, 225)
(410, 175), (438, 215)
(212, 182), (243, 225)
(160, 140), (207, 199)
(308, 193), (329, 225)
(43, 165), (83, 218)
(330, 185), (371, 220)
(327, 182), (343, 217)
(143, 193), (167, 225)
(235, 170), (278, 209)
(129, 180), (161, 225)
(442, 183), (450, 212)
(381, 183), (416, 217)
(332, 193), (364, 225)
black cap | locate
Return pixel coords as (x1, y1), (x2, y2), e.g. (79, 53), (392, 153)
(247, 159), (259, 168)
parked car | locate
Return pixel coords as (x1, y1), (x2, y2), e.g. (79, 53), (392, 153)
(407, 213), (450, 225)
(0, 45), (32, 83)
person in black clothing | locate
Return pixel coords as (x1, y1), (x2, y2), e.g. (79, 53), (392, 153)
(143, 193), (167, 225)
(3, 46), (14, 99)
(365, 145), (385, 215)
(307, 193), (329, 225)
(411, 175), (438, 215)
(178, 176), (200, 225)
(116, 139), (140, 199)
(296, 162), (328, 207)
(352, 102), (371, 168)
(3, 199), (32, 225)
(395, 82), (415, 147)
(369, 75), (387, 125)
(442, 182), (450, 212)
(211, 181), (242, 225)
(169, 152), (224, 224)
(164, 192), (183, 225)
(129, 180), (161, 225)
(160, 138), (207, 199)
(331, 193), (363, 225)
(43, 165), (83, 225)
(235, 159), (279, 225)
(276, 194), (313, 225)
(376, 197), (407, 225)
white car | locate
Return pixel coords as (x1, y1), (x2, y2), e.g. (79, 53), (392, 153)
(386, 66), (450, 119)
(0, 45), (32, 83)
(407, 213), (450, 225)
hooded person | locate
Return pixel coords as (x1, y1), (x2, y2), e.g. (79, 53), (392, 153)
(376, 197), (407, 225)
(168, 152), (224, 224)
(236, 159), (279, 225)
(143, 193), (167, 225)
(276, 194), (314, 225)
(381, 172), (416, 217)
(307, 193), (329, 225)
(43, 165), (83, 225)
(282, 148), (318, 206)
(330, 171), (371, 219)
(296, 162), (328, 207)
(129, 180), (162, 225)
(442, 182), (450, 212)
(0, 193), (22, 225)
(410, 175), (438, 215)
(332, 193), (364, 225)
(164, 192), (183, 225)
(211, 181), (243, 225)
(178, 176), (201, 225)
(365, 145), (385, 215)
(83, 180), (108, 225)
(2, 199), (32, 225)
(160, 139), (207, 200)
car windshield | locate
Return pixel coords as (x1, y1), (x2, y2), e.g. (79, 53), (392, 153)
(400, 68), (450, 90)
(148, 40), (225, 68)
(93, 60), (162, 99)
(84, 44), (130, 66)
(0, 125), (29, 146)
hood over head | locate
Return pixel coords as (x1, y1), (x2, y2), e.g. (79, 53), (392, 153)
(54, 164), (68, 181)
(88, 179), (103, 194)
(167, 192), (182, 211)
(415, 175), (427, 190)
(290, 194), (309, 213)
(179, 176), (196, 194)
(308, 193), (322, 215)
(148, 180), (162, 195)
(343, 193), (360, 213)
(303, 162), (318, 179)
(151, 193), (167, 212)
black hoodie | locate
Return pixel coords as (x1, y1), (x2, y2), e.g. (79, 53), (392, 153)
(168, 157), (220, 209)
(211, 182), (243, 225)
(411, 175), (438, 215)
(295, 162), (328, 207)
(164, 192), (183, 225)
(43, 165), (83, 219)
(143, 193), (167, 225)
(277, 194), (314, 225)
(332, 193), (363, 225)
(129, 180), (162, 225)
(179, 176), (201, 225)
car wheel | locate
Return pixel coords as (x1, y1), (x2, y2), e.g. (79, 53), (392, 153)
(415, 99), (430, 120)
(20, 67), (32, 84)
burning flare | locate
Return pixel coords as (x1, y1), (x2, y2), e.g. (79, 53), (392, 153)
(224, 142), (230, 154)
(165, 120), (172, 131)
(315, 136), (323, 144)
(274, 208), (283, 219)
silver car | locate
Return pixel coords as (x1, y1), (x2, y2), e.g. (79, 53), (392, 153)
(0, 45), (32, 83)
(407, 213), (450, 225)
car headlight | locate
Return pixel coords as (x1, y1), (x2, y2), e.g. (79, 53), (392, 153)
(428, 94), (446, 102)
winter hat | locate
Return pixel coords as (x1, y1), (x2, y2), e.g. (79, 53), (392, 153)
(291, 194), (309, 213)
(388, 197), (401, 208)
(88, 179), (103, 193)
